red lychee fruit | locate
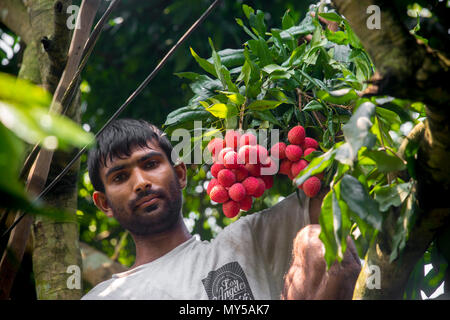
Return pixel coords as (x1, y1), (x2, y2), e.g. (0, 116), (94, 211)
(253, 178), (266, 197)
(232, 165), (248, 182)
(228, 183), (247, 202)
(216, 147), (233, 164)
(255, 145), (270, 165)
(223, 151), (240, 169)
(244, 163), (261, 177)
(302, 137), (318, 150)
(217, 169), (236, 187)
(207, 138), (225, 156)
(237, 145), (252, 164)
(285, 145), (303, 162)
(261, 175), (274, 189)
(242, 177), (260, 196)
(303, 176), (321, 197)
(239, 196), (253, 211)
(288, 125), (306, 145)
(288, 170), (295, 180)
(239, 132), (257, 147)
(270, 142), (286, 160)
(303, 148), (316, 157)
(279, 159), (292, 176)
(291, 159), (308, 178)
(223, 200), (240, 218)
(211, 163), (225, 178)
(225, 130), (241, 150)
(206, 178), (219, 195)
(260, 157), (278, 175)
(210, 185), (229, 203)
(315, 172), (325, 180)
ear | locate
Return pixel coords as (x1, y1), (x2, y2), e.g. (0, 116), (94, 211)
(173, 161), (187, 189)
(93, 191), (114, 218)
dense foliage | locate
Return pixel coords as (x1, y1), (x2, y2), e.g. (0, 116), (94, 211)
(1, 0), (448, 299)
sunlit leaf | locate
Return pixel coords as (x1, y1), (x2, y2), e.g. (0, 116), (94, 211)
(340, 174), (382, 231)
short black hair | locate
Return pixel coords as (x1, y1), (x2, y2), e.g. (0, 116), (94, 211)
(87, 119), (174, 192)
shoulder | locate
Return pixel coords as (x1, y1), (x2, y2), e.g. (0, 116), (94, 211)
(81, 278), (116, 300)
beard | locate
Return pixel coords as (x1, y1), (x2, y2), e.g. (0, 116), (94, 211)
(107, 174), (183, 236)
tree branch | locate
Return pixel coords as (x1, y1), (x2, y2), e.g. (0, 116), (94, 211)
(332, 0), (450, 110)
(80, 242), (127, 289)
(0, 0), (32, 44)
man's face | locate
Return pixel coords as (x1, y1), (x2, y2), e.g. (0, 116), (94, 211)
(93, 140), (186, 236)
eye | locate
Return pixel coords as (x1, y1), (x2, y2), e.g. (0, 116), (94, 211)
(113, 172), (128, 183)
(144, 160), (158, 169)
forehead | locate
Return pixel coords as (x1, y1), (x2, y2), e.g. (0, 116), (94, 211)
(101, 139), (166, 170)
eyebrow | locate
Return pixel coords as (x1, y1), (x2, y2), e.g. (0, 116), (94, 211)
(105, 150), (164, 179)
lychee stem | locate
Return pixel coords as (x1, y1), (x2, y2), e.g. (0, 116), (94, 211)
(239, 98), (247, 131)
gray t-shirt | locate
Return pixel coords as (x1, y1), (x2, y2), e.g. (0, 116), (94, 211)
(82, 191), (310, 300)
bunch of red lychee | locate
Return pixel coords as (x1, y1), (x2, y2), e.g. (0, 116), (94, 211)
(205, 126), (323, 219)
(206, 130), (275, 219)
(271, 125), (322, 198)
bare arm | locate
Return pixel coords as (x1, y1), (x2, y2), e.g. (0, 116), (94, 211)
(308, 186), (330, 224)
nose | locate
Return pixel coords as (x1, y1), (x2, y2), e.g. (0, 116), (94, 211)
(133, 168), (151, 194)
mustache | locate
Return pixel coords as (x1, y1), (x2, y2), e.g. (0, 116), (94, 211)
(129, 189), (164, 210)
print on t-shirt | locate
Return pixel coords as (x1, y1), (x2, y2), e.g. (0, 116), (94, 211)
(201, 261), (255, 300)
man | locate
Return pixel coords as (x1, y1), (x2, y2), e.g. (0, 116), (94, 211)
(82, 118), (360, 300)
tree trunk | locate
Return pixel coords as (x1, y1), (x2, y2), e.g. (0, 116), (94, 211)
(0, 0), (98, 299)
(332, 0), (450, 299)
(80, 242), (127, 289)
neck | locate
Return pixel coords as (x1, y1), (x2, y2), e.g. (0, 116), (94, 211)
(130, 219), (192, 269)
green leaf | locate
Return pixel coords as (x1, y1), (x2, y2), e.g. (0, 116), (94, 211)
(204, 103), (233, 119)
(319, 190), (339, 268)
(0, 122), (26, 199)
(242, 4), (254, 19)
(302, 100), (324, 112)
(251, 110), (283, 127)
(270, 29), (288, 60)
(340, 174), (382, 231)
(207, 49), (245, 69)
(374, 182), (412, 212)
(262, 64), (289, 74)
(295, 69), (327, 90)
(190, 47), (217, 78)
(318, 12), (344, 23)
(342, 102), (377, 162)
(247, 37), (272, 66)
(235, 18), (258, 40)
(390, 192), (417, 262)
(217, 91), (245, 105)
(164, 106), (211, 127)
(247, 100), (283, 111)
(275, 15), (315, 41)
(209, 38), (227, 88)
(282, 10), (295, 30)
(287, 42), (307, 67)
(295, 147), (337, 185)
(361, 149), (406, 173)
(267, 88), (295, 105)
(0, 72), (51, 109)
(237, 60), (251, 87)
(343, 21), (362, 49)
(325, 29), (349, 45)
(249, 10), (266, 37)
(0, 73), (94, 149)
(317, 88), (358, 104)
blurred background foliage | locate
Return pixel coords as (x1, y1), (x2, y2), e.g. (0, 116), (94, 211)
(1, 0), (449, 298)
